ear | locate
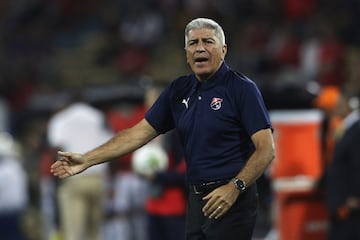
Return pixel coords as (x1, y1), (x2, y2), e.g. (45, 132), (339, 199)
(222, 44), (227, 59)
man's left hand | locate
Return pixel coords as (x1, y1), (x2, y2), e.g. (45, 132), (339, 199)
(202, 183), (240, 219)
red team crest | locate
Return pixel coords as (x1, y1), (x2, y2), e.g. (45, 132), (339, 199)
(210, 97), (223, 110)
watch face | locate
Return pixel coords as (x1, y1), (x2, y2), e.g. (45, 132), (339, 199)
(233, 178), (246, 191)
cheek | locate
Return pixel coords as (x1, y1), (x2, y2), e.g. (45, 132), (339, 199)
(185, 51), (192, 64)
(212, 52), (224, 63)
(211, 48), (223, 58)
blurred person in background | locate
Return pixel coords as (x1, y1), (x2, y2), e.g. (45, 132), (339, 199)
(39, 145), (61, 240)
(137, 86), (187, 240)
(325, 90), (360, 240)
(101, 95), (148, 240)
(0, 132), (28, 240)
(312, 86), (343, 192)
(47, 93), (113, 240)
(50, 18), (274, 240)
(141, 134), (186, 240)
(313, 86), (342, 168)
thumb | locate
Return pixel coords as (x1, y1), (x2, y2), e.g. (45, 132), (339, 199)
(58, 151), (73, 158)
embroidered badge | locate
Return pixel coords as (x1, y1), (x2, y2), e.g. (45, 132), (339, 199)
(210, 97), (223, 110)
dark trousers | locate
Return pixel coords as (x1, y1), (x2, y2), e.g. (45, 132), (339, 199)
(185, 184), (258, 240)
(148, 214), (186, 240)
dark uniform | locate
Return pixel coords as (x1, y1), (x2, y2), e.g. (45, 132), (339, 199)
(326, 113), (360, 240)
(145, 62), (272, 240)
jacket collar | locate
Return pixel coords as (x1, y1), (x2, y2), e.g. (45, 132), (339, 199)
(192, 61), (229, 90)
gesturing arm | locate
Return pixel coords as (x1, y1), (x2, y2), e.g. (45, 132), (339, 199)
(202, 128), (275, 219)
(50, 118), (159, 179)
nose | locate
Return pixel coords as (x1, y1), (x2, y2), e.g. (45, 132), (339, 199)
(195, 42), (205, 52)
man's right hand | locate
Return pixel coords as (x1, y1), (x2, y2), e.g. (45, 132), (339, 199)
(50, 151), (88, 179)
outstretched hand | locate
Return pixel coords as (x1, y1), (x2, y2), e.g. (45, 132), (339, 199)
(50, 151), (88, 179)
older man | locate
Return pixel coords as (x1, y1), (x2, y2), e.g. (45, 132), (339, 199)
(51, 18), (274, 240)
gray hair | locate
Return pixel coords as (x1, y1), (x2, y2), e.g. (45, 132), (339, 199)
(184, 18), (226, 47)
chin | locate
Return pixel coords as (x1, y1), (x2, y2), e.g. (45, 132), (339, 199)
(193, 68), (210, 76)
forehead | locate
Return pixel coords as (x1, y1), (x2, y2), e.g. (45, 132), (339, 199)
(187, 28), (217, 40)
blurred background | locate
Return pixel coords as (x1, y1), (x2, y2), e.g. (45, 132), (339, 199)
(0, 0), (359, 239)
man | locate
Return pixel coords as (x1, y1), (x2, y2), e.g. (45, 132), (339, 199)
(0, 132), (27, 240)
(47, 99), (113, 240)
(325, 92), (360, 240)
(139, 86), (187, 240)
(51, 18), (275, 240)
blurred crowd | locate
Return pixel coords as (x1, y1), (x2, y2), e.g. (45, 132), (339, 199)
(0, 0), (360, 239)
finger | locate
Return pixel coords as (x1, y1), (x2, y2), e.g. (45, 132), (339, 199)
(51, 160), (69, 171)
(50, 161), (63, 169)
(50, 162), (64, 173)
(51, 161), (70, 176)
(203, 197), (221, 216)
(54, 168), (68, 178)
(203, 192), (218, 211)
(208, 205), (225, 219)
(52, 168), (66, 178)
(53, 166), (73, 179)
(202, 191), (213, 200)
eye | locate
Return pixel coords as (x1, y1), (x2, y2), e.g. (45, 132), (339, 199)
(188, 40), (198, 46)
(204, 39), (215, 45)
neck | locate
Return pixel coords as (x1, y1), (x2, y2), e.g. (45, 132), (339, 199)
(196, 73), (212, 82)
(195, 61), (223, 82)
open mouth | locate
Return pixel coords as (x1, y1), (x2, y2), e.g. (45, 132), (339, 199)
(194, 57), (209, 63)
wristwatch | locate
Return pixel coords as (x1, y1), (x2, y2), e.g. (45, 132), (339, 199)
(231, 178), (246, 193)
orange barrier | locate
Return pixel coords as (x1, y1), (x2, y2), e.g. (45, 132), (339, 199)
(270, 110), (323, 180)
(269, 110), (328, 240)
(275, 190), (328, 240)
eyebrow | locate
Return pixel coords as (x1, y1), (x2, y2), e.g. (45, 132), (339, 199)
(187, 37), (215, 44)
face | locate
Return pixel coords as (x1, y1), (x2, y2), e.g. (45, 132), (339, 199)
(185, 28), (227, 81)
